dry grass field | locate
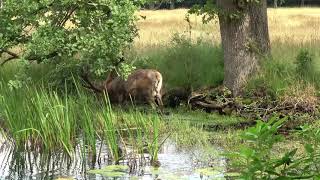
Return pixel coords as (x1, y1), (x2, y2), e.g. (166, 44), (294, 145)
(135, 8), (320, 48)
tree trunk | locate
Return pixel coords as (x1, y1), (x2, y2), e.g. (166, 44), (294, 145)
(301, 0), (305, 6)
(169, 1), (175, 9)
(274, 0), (278, 8)
(249, 0), (270, 55)
(149, 2), (155, 10)
(216, 0), (270, 96)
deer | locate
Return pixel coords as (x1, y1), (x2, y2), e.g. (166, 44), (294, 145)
(81, 67), (164, 110)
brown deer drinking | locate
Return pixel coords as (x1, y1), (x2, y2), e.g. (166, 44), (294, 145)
(82, 69), (163, 109)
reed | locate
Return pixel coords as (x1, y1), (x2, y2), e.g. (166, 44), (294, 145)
(0, 69), (164, 164)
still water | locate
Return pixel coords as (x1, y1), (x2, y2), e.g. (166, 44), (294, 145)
(0, 136), (226, 180)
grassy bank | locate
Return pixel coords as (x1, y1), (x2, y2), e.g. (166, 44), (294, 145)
(1, 8), (320, 179)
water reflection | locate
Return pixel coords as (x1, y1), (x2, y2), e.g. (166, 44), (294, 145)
(0, 137), (226, 180)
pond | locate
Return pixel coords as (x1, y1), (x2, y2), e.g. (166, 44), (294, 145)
(0, 131), (227, 180)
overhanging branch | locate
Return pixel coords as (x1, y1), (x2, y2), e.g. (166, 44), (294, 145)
(0, 49), (20, 66)
(0, 49), (59, 66)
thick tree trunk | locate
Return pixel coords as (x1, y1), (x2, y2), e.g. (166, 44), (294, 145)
(274, 0), (278, 8)
(216, 0), (270, 96)
(301, 0), (305, 6)
(149, 2), (155, 10)
(169, 1), (175, 9)
(249, 0), (270, 55)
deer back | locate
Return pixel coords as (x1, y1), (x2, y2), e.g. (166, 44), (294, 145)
(125, 69), (163, 106)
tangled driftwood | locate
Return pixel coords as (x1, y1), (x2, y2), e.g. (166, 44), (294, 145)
(165, 85), (319, 123)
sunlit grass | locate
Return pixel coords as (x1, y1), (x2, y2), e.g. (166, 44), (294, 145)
(135, 8), (320, 49)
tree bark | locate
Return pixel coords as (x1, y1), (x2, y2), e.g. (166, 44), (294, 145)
(169, 1), (175, 9)
(249, 0), (270, 55)
(149, 2), (155, 10)
(274, 0), (278, 8)
(216, 0), (270, 96)
(301, 0), (305, 6)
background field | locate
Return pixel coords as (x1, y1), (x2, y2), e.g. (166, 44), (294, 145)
(135, 8), (320, 48)
(130, 8), (320, 96)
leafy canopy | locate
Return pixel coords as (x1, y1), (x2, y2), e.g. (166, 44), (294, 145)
(188, 0), (263, 23)
(0, 0), (146, 82)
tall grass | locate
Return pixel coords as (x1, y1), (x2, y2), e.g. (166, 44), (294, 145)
(134, 34), (224, 89)
(0, 65), (164, 165)
(246, 42), (320, 99)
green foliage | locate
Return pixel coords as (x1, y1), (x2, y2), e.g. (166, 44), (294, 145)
(135, 34), (224, 89)
(0, 0), (142, 88)
(246, 46), (320, 98)
(0, 72), (164, 163)
(246, 57), (296, 98)
(188, 0), (263, 23)
(228, 117), (320, 179)
(295, 49), (318, 83)
(188, 2), (219, 24)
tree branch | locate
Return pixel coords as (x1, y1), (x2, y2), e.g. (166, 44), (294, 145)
(1, 56), (18, 66)
(0, 49), (20, 66)
(58, 5), (78, 27)
(0, 48), (60, 66)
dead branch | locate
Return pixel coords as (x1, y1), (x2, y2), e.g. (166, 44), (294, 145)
(0, 49), (20, 66)
(194, 101), (230, 110)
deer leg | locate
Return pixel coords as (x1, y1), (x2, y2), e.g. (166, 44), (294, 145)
(148, 99), (157, 110)
(155, 95), (164, 112)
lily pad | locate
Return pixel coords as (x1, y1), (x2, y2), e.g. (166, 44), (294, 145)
(195, 167), (222, 176)
(224, 172), (241, 177)
(148, 167), (188, 180)
(88, 165), (129, 177)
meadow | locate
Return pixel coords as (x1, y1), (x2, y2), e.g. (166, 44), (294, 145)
(134, 8), (320, 97)
(1, 7), (320, 179)
(135, 8), (320, 47)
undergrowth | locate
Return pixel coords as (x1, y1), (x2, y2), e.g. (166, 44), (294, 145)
(246, 47), (320, 101)
(133, 33), (224, 90)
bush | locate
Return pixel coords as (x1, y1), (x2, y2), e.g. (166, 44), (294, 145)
(295, 49), (319, 84)
(245, 57), (295, 99)
(135, 34), (224, 89)
(227, 117), (320, 179)
(246, 48), (320, 99)
(0, 0), (142, 91)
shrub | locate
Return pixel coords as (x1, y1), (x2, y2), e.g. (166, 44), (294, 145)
(227, 117), (320, 179)
(245, 57), (295, 99)
(0, 0), (143, 91)
(295, 49), (320, 85)
(135, 33), (224, 89)
(246, 48), (320, 99)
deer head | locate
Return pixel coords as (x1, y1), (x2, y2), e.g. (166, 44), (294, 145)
(82, 67), (163, 109)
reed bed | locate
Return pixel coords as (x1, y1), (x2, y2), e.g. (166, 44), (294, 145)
(0, 67), (163, 165)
